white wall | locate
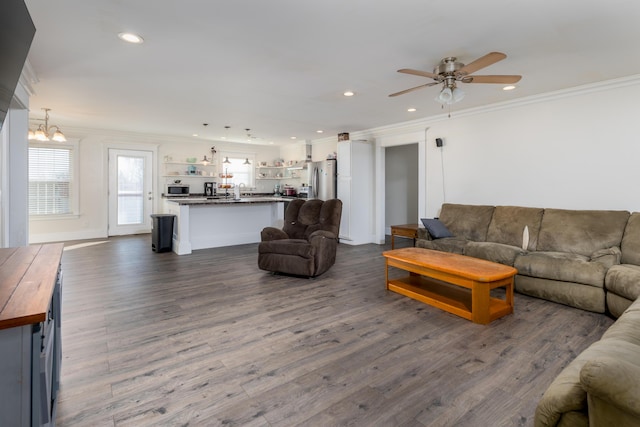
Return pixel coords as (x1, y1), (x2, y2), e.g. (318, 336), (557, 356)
(421, 79), (640, 216)
(367, 76), (640, 243)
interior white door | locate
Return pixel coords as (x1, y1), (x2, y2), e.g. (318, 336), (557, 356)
(108, 149), (153, 236)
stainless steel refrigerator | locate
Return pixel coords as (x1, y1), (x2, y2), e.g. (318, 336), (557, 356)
(303, 159), (336, 200)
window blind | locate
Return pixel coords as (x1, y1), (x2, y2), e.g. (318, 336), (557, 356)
(29, 146), (73, 215)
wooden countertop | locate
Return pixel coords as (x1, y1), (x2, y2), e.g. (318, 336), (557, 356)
(0, 243), (64, 330)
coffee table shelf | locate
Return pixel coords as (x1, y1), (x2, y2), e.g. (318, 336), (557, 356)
(387, 275), (512, 323)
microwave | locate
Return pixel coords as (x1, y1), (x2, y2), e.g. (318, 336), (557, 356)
(166, 184), (189, 196)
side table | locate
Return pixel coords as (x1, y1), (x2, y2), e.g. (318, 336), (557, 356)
(390, 224), (419, 249)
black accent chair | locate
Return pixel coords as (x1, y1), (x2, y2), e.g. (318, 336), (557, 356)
(258, 199), (342, 277)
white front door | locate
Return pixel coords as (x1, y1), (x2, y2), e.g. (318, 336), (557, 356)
(108, 149), (154, 236)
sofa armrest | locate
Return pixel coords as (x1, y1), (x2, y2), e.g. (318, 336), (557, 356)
(580, 356), (640, 421)
(417, 227), (432, 241)
(590, 246), (622, 268)
(261, 227), (289, 241)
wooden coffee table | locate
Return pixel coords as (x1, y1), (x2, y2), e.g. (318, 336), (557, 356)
(383, 247), (517, 324)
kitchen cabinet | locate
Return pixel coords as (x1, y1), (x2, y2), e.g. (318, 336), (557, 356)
(0, 244), (64, 427)
(337, 140), (374, 245)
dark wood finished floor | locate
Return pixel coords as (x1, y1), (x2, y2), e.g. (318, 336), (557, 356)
(57, 235), (613, 426)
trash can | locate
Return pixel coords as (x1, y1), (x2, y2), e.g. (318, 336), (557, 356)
(150, 214), (175, 253)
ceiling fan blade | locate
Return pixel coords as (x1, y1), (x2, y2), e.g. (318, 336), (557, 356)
(388, 82), (439, 97)
(458, 52), (506, 76)
(463, 75), (522, 84)
(397, 68), (439, 79)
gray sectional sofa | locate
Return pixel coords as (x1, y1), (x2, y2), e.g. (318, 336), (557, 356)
(416, 203), (640, 426)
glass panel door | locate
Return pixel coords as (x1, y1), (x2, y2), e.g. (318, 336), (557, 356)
(108, 149), (153, 236)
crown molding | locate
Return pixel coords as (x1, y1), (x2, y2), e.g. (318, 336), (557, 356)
(312, 74), (640, 143)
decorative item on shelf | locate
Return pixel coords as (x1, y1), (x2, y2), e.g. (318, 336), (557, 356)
(187, 165), (197, 175)
(259, 161), (268, 167)
(186, 157), (197, 163)
(338, 132), (349, 141)
(28, 108), (67, 142)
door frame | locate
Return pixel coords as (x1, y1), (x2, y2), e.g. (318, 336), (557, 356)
(104, 143), (159, 236)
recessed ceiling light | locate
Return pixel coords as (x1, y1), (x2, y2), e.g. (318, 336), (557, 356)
(343, 91), (355, 97)
(316, 130), (324, 134)
(192, 133), (199, 137)
(407, 108), (417, 112)
(118, 32), (144, 44)
(290, 136), (297, 140)
(503, 85), (516, 91)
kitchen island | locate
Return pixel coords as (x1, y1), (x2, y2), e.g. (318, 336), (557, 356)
(163, 197), (286, 255)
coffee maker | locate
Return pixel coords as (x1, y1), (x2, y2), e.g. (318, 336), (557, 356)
(204, 182), (215, 196)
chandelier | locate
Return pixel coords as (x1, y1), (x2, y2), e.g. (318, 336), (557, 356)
(28, 108), (66, 142)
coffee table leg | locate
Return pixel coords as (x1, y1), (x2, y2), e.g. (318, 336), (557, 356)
(471, 281), (491, 324)
(506, 278), (514, 309)
(385, 259), (389, 290)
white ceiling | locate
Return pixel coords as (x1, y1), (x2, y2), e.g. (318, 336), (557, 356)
(23, 0), (640, 146)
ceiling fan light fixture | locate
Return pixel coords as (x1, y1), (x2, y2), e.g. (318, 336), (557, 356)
(452, 87), (465, 103)
(435, 87), (453, 104)
(503, 85), (516, 91)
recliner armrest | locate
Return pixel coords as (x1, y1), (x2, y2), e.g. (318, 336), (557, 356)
(580, 356), (640, 419)
(261, 227), (289, 241)
(308, 230), (338, 242)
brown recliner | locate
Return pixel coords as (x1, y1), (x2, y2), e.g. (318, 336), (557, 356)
(258, 198), (342, 277)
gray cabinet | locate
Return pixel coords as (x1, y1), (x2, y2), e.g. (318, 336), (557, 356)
(0, 244), (64, 427)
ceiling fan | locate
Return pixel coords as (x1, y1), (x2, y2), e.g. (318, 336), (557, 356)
(389, 52), (521, 104)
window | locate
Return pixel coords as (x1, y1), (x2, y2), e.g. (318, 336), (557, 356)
(219, 153), (255, 187)
(29, 144), (77, 216)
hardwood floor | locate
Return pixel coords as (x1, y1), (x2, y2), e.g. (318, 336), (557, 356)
(57, 235), (613, 426)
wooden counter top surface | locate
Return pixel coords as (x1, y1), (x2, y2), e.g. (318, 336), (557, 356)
(0, 243), (64, 330)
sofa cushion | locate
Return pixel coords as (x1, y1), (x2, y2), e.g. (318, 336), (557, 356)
(486, 205), (544, 250)
(605, 264), (640, 301)
(536, 209), (629, 257)
(514, 251), (608, 287)
(515, 275), (606, 313)
(415, 237), (467, 254)
(464, 241), (525, 266)
(621, 212), (640, 265)
(438, 203), (495, 242)
(421, 218), (453, 239)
